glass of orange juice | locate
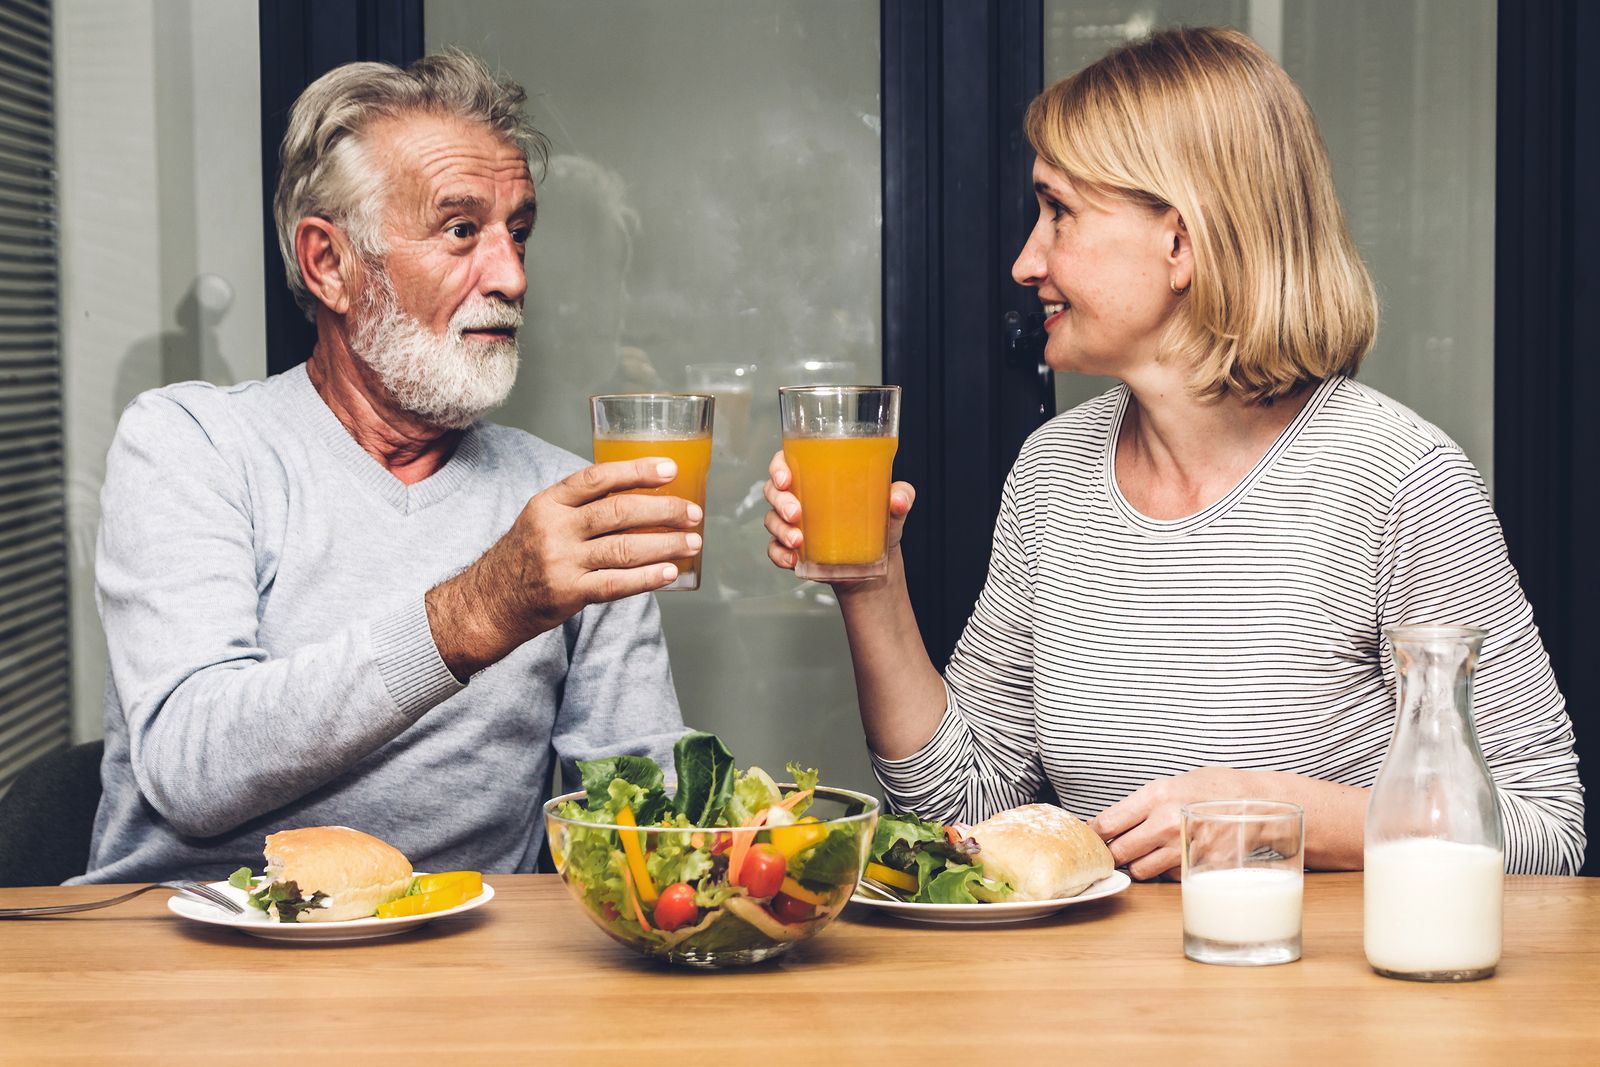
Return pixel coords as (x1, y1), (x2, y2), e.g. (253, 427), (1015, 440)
(778, 385), (900, 582)
(590, 393), (714, 591)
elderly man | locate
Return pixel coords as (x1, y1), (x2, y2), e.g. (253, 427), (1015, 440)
(71, 52), (696, 883)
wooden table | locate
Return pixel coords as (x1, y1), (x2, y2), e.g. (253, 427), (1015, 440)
(2, 873), (1596, 1063)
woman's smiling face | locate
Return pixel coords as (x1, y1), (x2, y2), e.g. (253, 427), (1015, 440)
(1011, 159), (1189, 380)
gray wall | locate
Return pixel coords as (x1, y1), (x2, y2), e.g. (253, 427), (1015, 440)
(56, 0), (266, 741)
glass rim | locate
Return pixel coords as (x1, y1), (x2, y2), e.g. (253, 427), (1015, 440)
(541, 783), (881, 832)
(777, 384), (902, 396)
(589, 392), (716, 404)
(1382, 624), (1488, 642)
(1180, 799), (1304, 823)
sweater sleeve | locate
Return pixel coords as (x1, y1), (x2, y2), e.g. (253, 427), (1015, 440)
(97, 394), (463, 838)
(1378, 447), (1585, 874)
(871, 468), (1044, 822)
(551, 591), (687, 791)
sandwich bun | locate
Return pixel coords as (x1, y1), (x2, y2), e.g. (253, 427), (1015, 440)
(968, 804), (1114, 902)
(262, 826), (413, 922)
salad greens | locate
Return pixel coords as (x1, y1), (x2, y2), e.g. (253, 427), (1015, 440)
(227, 866), (330, 921)
(552, 732), (870, 960)
(866, 812), (1013, 904)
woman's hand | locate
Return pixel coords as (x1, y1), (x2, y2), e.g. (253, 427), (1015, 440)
(761, 448), (916, 573)
(1088, 768), (1249, 881)
(1089, 768), (1368, 880)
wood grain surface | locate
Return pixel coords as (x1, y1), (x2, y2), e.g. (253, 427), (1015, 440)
(2, 873), (1596, 1064)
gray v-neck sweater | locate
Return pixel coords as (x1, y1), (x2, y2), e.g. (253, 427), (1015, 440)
(71, 364), (684, 883)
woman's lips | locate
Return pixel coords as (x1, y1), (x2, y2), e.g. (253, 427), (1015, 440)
(1042, 302), (1067, 330)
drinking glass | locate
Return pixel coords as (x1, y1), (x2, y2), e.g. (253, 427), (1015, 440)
(684, 363), (758, 462)
(1181, 800), (1305, 966)
(778, 385), (900, 582)
(590, 393), (714, 591)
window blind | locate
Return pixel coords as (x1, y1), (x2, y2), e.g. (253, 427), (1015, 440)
(0, 0), (67, 794)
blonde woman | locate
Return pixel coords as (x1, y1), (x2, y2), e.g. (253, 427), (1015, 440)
(763, 27), (1583, 877)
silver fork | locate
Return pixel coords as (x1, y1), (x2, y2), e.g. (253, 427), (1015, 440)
(0, 880), (245, 917)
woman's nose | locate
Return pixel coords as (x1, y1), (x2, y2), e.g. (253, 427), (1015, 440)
(1011, 228), (1046, 288)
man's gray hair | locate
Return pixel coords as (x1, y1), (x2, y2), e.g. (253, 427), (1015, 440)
(273, 48), (549, 321)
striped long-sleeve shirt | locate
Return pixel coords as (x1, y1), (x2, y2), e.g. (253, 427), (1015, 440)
(872, 376), (1585, 875)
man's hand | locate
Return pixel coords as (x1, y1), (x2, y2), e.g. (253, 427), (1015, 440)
(426, 458), (701, 678)
(1089, 768), (1251, 881)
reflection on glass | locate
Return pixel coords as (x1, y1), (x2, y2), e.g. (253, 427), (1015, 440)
(427, 1), (882, 792)
(1042, 0), (1496, 488)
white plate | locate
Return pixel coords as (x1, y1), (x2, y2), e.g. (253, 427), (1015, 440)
(166, 878), (494, 942)
(849, 870), (1131, 924)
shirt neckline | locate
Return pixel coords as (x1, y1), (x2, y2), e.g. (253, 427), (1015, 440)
(279, 362), (486, 516)
(1102, 375), (1342, 538)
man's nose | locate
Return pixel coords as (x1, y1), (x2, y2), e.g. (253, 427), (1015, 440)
(478, 229), (527, 303)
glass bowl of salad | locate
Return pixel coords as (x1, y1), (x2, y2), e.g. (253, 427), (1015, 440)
(543, 731), (879, 968)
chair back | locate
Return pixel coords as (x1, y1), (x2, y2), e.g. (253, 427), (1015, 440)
(0, 740), (104, 887)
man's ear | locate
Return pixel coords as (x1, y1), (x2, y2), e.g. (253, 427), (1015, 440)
(295, 217), (359, 316)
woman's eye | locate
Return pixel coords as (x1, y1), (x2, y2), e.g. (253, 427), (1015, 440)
(1049, 200), (1069, 222)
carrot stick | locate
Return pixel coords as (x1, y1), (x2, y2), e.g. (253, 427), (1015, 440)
(776, 789), (814, 812)
(727, 807), (774, 884)
(620, 862), (652, 931)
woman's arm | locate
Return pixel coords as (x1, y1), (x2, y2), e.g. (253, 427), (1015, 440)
(764, 450), (1046, 822)
(763, 453), (945, 757)
(1089, 768), (1369, 880)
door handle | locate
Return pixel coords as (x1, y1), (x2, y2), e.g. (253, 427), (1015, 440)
(1002, 310), (1053, 420)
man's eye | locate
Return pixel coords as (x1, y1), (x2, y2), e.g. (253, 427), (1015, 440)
(448, 222), (476, 239)
(511, 226), (532, 244)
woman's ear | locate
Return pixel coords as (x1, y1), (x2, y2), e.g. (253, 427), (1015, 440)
(295, 217), (359, 316)
(1164, 207), (1193, 294)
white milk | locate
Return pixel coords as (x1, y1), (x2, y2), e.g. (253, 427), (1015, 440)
(1183, 867), (1304, 943)
(1364, 838), (1503, 973)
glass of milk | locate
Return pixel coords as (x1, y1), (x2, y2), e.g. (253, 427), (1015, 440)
(1181, 800), (1305, 966)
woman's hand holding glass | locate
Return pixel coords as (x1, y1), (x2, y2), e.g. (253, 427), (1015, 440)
(762, 449), (916, 580)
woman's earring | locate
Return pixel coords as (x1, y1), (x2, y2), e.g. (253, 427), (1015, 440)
(1171, 278), (1190, 295)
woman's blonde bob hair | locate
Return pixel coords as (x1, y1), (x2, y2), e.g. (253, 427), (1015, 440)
(1025, 27), (1377, 402)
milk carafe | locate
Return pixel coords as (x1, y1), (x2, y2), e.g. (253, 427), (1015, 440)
(1365, 625), (1503, 981)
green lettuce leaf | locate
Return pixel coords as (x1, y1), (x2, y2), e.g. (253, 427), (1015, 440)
(725, 767), (781, 826)
(914, 865), (990, 904)
(578, 755), (664, 807)
(672, 731), (736, 826)
(793, 823), (866, 890)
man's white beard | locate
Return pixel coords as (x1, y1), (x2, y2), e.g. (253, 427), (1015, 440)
(350, 266), (522, 431)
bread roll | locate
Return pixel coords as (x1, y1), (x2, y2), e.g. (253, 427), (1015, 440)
(262, 826), (413, 922)
(968, 804), (1114, 901)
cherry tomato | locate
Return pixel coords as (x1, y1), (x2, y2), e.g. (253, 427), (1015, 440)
(769, 892), (816, 924)
(736, 846), (787, 899)
(653, 882), (698, 932)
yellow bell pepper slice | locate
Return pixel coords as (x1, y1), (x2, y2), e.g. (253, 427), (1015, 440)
(411, 871), (483, 899)
(779, 877), (829, 906)
(769, 816), (828, 858)
(375, 882), (471, 919)
(615, 806), (658, 903)
(864, 862), (918, 893)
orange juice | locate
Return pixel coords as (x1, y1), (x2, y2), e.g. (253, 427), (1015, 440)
(592, 434), (712, 587)
(782, 435), (898, 567)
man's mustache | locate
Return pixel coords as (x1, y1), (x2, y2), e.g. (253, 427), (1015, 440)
(453, 300), (523, 334)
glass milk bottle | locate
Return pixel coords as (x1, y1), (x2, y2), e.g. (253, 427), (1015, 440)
(1365, 625), (1503, 981)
